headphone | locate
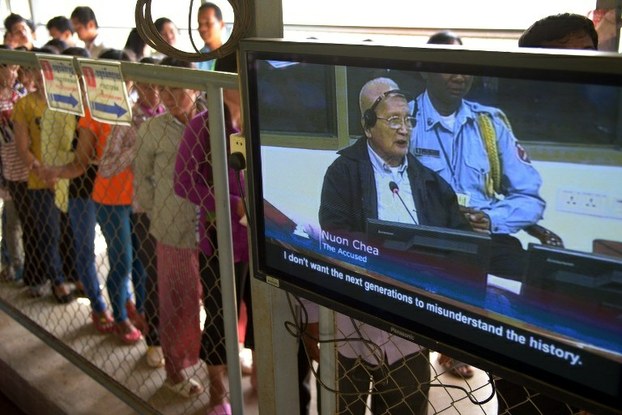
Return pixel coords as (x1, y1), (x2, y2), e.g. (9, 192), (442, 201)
(362, 89), (412, 130)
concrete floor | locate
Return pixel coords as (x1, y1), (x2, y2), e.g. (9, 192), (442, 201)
(0, 226), (262, 415)
(0, 306), (136, 415)
(0, 276), (263, 415)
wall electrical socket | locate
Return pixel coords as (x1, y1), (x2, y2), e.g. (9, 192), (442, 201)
(230, 132), (246, 158)
(556, 189), (608, 217)
(611, 197), (622, 219)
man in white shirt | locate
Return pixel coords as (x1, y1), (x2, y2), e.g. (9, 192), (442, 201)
(195, 2), (226, 71)
(47, 16), (81, 49)
(312, 77), (470, 414)
(70, 6), (106, 58)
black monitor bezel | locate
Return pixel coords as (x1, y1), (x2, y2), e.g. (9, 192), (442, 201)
(239, 38), (622, 414)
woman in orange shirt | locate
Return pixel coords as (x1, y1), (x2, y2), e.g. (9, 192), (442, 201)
(43, 49), (143, 343)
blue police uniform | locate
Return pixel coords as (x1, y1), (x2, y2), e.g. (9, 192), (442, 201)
(196, 45), (216, 71)
(412, 92), (572, 410)
(410, 91), (545, 236)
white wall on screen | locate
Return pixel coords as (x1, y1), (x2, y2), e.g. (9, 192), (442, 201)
(261, 146), (622, 255)
(523, 161), (622, 253)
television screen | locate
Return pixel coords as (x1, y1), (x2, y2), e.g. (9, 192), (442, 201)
(240, 39), (622, 413)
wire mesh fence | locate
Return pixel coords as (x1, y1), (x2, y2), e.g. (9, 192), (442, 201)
(296, 300), (587, 415)
(0, 48), (249, 415)
(0, 48), (593, 415)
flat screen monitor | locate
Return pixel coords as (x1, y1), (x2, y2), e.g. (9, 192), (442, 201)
(524, 243), (622, 311)
(366, 218), (492, 286)
(240, 38), (622, 413)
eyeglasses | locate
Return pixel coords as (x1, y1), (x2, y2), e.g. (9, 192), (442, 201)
(376, 115), (416, 130)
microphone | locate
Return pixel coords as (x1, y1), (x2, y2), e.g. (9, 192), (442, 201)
(389, 181), (418, 224)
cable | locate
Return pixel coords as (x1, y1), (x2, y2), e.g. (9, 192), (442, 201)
(283, 293), (386, 396)
(283, 293), (498, 405)
(231, 161), (251, 228)
(228, 151), (246, 172)
(188, 0), (201, 54)
(135, 0), (253, 63)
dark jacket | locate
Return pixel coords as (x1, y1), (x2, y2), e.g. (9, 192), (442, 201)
(319, 137), (470, 232)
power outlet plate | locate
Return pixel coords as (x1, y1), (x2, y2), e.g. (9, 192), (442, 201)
(230, 132), (246, 159)
(556, 189), (608, 217)
(610, 197), (622, 219)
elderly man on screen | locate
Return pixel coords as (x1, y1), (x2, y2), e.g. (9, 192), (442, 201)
(306, 77), (470, 414)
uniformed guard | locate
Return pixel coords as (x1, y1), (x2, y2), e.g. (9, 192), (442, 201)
(410, 71), (546, 279)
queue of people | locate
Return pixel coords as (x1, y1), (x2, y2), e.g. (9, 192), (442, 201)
(3, 2), (227, 62)
(1, 5), (248, 415)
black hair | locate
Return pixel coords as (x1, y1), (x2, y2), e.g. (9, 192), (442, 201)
(43, 38), (68, 54)
(31, 46), (59, 55)
(519, 13), (598, 49)
(62, 47), (90, 58)
(98, 48), (134, 62)
(140, 56), (160, 65)
(4, 13), (35, 33)
(427, 30), (463, 45)
(124, 28), (146, 61)
(198, 2), (223, 21)
(159, 56), (194, 69)
(70, 6), (98, 28)
(46, 16), (74, 34)
(154, 17), (174, 34)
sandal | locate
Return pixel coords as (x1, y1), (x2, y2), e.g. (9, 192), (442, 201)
(91, 311), (115, 333)
(53, 283), (75, 304)
(74, 281), (87, 298)
(126, 300), (139, 320)
(207, 403), (231, 415)
(438, 355), (474, 379)
(116, 322), (143, 344)
(28, 283), (49, 298)
(163, 378), (204, 398)
(146, 346), (165, 368)
(126, 301), (148, 334)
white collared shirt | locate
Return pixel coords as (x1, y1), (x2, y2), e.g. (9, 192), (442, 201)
(367, 142), (419, 225)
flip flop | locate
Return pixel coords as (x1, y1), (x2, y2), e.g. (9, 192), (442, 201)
(206, 403), (232, 415)
(438, 356), (474, 379)
(163, 378), (204, 398)
(146, 346), (165, 368)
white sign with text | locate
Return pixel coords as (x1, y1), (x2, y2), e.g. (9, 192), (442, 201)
(38, 55), (84, 117)
(78, 59), (132, 125)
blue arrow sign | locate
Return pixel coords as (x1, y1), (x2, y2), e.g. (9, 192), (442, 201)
(92, 102), (128, 118)
(50, 93), (79, 107)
